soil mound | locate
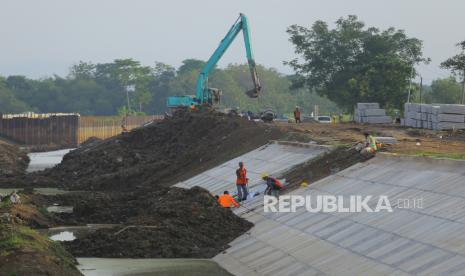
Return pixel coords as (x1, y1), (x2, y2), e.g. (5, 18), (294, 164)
(0, 140), (29, 177)
(60, 186), (253, 258)
(79, 136), (102, 148)
(40, 110), (284, 190)
(283, 146), (373, 190)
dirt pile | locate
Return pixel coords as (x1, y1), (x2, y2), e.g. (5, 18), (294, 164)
(58, 186), (253, 258)
(78, 136), (102, 148)
(0, 140), (29, 177)
(283, 146), (372, 190)
(37, 109), (284, 191)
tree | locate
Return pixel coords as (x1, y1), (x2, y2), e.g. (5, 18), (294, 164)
(93, 59), (155, 113)
(0, 77), (32, 113)
(441, 40), (465, 104)
(285, 15), (427, 112)
(147, 62), (176, 113)
(177, 59), (206, 75)
(429, 77), (462, 104)
(68, 61), (96, 79)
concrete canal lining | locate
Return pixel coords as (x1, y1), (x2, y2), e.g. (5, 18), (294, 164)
(175, 142), (330, 195)
(177, 144), (465, 275)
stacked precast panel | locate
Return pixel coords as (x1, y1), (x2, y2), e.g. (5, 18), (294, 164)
(354, 103), (392, 124)
(404, 103), (465, 130)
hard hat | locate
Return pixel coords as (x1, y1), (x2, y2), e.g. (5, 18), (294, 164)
(260, 172), (269, 178)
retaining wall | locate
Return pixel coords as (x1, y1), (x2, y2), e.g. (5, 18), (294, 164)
(0, 113), (163, 147)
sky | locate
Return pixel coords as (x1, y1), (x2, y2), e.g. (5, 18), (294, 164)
(0, 0), (464, 84)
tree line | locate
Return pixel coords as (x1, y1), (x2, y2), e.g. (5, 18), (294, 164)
(0, 59), (338, 116)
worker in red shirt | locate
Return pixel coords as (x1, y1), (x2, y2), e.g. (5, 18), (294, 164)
(217, 191), (239, 208)
(294, 107), (301, 123)
(262, 174), (284, 198)
(236, 162), (248, 201)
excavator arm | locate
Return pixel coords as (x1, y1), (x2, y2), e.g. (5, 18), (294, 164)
(167, 13), (261, 108)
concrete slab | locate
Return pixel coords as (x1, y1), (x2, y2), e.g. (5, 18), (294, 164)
(362, 116), (392, 124)
(438, 104), (465, 114)
(375, 136), (397, 145)
(438, 114), (465, 123)
(176, 142), (330, 196)
(357, 103), (379, 110)
(361, 109), (386, 116)
(437, 122), (465, 130)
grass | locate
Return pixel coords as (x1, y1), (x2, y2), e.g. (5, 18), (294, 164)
(0, 224), (48, 256)
(37, 206), (49, 216)
(404, 151), (465, 160)
(0, 223), (77, 267)
(0, 198), (12, 209)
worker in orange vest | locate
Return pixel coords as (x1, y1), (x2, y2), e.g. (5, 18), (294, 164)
(189, 103), (197, 112)
(217, 191), (239, 208)
(236, 162), (248, 201)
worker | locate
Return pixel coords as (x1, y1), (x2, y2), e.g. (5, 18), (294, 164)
(365, 132), (377, 151)
(294, 107), (301, 123)
(121, 113), (129, 133)
(189, 103), (197, 111)
(217, 191), (239, 208)
(236, 162), (248, 201)
(262, 174), (284, 198)
(10, 191), (20, 204)
(357, 132), (378, 155)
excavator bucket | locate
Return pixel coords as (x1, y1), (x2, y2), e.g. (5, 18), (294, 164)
(245, 87), (260, 98)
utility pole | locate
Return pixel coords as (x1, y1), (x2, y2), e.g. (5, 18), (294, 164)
(126, 89), (131, 111)
(462, 69), (465, 105)
(419, 76), (423, 104)
(407, 66), (414, 103)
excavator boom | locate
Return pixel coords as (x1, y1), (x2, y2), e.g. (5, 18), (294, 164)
(167, 13), (261, 108)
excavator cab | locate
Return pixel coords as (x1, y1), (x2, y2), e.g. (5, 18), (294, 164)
(208, 88), (222, 105)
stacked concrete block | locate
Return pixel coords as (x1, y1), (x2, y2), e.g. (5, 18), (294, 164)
(404, 103), (465, 130)
(354, 103), (392, 124)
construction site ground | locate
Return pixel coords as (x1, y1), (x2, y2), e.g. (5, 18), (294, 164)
(275, 121), (465, 159)
(3, 111), (465, 275)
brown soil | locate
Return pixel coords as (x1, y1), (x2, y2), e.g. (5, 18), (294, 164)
(16, 110), (284, 190)
(278, 122), (465, 157)
(58, 186), (253, 258)
(283, 146), (372, 191)
(0, 140), (29, 177)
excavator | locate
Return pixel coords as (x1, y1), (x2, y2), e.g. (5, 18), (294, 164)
(166, 13), (261, 109)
